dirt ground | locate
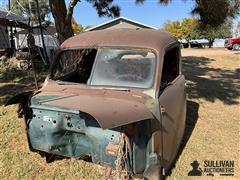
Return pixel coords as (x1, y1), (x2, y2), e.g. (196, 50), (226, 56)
(0, 48), (239, 179)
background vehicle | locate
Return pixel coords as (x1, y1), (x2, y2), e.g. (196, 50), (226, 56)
(189, 40), (209, 48)
(225, 37), (240, 51)
(190, 41), (203, 48)
(179, 40), (189, 48)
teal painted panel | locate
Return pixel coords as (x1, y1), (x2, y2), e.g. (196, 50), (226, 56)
(28, 108), (121, 167)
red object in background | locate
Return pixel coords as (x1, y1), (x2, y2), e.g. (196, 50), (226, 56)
(226, 37), (240, 51)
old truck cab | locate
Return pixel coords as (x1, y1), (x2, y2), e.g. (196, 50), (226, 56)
(8, 29), (186, 180)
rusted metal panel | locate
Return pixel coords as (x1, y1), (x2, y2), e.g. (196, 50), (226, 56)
(33, 84), (154, 129)
(61, 29), (177, 54)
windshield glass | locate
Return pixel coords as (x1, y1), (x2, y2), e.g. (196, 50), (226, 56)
(51, 48), (156, 88)
(90, 48), (156, 88)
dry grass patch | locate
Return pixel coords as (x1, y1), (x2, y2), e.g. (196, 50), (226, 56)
(168, 48), (239, 179)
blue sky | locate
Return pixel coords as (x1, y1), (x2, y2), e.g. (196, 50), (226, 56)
(0, 0), (238, 27)
(66, 0), (197, 28)
(66, 0), (240, 28)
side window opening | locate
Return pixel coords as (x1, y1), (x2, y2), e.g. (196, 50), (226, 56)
(161, 47), (180, 89)
(51, 49), (97, 84)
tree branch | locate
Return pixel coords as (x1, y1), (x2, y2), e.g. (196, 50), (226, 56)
(66, 0), (80, 23)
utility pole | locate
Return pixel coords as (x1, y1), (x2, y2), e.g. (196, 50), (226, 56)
(28, 0), (49, 65)
(35, 0), (49, 64)
(8, 0), (15, 50)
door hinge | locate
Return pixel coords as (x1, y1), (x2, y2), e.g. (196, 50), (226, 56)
(160, 105), (166, 113)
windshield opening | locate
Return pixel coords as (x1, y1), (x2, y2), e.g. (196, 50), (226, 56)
(51, 49), (97, 84)
(51, 47), (156, 88)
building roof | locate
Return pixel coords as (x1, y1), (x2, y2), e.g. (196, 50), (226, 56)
(15, 25), (57, 36)
(61, 28), (177, 52)
(0, 10), (29, 29)
(86, 17), (157, 31)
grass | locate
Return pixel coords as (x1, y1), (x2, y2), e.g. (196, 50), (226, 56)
(0, 59), (47, 105)
(0, 105), (103, 180)
(0, 48), (239, 179)
(0, 64), (103, 180)
(168, 48), (240, 179)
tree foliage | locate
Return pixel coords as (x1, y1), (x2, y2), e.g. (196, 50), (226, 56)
(137, 0), (240, 28)
(71, 19), (84, 34)
(196, 21), (232, 47)
(163, 20), (182, 39)
(192, 0), (240, 28)
(72, 19), (92, 34)
(86, 0), (120, 17)
(233, 21), (240, 37)
(10, 0), (50, 23)
(163, 18), (199, 41)
(163, 18), (232, 47)
(181, 18), (199, 41)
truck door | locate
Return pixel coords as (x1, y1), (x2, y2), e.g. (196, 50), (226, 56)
(158, 46), (186, 170)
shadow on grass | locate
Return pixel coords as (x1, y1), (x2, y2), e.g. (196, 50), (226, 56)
(165, 55), (239, 177)
(182, 56), (240, 105)
(0, 68), (30, 83)
(0, 67), (47, 105)
(166, 100), (199, 178)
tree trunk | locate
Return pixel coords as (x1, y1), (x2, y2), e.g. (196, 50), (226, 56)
(49, 0), (119, 43)
(208, 38), (214, 48)
(187, 39), (191, 48)
(49, 0), (74, 44)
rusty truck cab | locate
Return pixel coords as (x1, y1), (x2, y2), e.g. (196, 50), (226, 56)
(8, 29), (186, 180)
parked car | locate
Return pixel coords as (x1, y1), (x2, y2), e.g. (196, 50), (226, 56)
(190, 41), (204, 48)
(6, 29), (186, 180)
(178, 40), (189, 48)
(225, 37), (240, 51)
(190, 40), (210, 48)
